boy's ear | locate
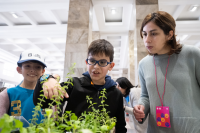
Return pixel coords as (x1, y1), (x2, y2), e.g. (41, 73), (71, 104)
(85, 60), (88, 65)
(41, 69), (45, 76)
(16, 67), (22, 74)
(109, 62), (115, 71)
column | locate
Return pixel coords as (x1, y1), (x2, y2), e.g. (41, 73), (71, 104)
(92, 31), (100, 41)
(128, 30), (135, 84)
(136, 0), (158, 65)
(129, 0), (158, 86)
(63, 0), (93, 80)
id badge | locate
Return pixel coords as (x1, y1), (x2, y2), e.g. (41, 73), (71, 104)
(156, 106), (171, 128)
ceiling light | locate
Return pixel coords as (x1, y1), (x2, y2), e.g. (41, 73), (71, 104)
(111, 9), (116, 14)
(11, 13), (18, 18)
(190, 5), (198, 12)
(11, 12), (21, 18)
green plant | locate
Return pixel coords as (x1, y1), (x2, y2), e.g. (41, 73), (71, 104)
(0, 114), (27, 133)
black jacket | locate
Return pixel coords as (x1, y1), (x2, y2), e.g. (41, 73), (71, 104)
(33, 75), (127, 133)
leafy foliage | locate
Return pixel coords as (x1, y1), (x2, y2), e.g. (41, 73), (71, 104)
(0, 114), (27, 133)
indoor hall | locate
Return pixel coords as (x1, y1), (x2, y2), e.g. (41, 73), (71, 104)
(0, 0), (200, 133)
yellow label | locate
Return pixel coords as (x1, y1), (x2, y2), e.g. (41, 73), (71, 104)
(11, 100), (21, 116)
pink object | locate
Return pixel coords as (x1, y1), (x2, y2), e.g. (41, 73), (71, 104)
(156, 106), (171, 128)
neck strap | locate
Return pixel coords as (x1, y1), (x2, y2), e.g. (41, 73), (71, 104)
(153, 55), (170, 107)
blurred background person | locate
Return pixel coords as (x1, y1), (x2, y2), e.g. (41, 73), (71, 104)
(116, 77), (148, 133)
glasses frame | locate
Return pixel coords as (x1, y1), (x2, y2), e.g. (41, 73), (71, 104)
(86, 59), (112, 67)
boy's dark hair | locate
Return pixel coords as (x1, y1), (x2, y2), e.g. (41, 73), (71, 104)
(87, 39), (114, 62)
(116, 77), (134, 97)
(18, 60), (45, 69)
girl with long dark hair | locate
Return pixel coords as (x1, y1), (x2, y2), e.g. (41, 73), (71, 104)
(116, 77), (148, 133)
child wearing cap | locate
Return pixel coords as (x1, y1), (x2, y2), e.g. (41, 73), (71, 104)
(33, 39), (127, 132)
(0, 49), (46, 124)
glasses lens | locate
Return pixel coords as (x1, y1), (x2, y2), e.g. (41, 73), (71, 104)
(88, 59), (96, 65)
(98, 60), (108, 67)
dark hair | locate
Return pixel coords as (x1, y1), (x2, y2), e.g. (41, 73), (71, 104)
(87, 39), (114, 62)
(0, 87), (7, 93)
(18, 60), (45, 69)
(140, 11), (182, 55)
(116, 77), (134, 97)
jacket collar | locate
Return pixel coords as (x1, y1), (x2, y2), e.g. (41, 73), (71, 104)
(81, 71), (117, 90)
(80, 76), (92, 86)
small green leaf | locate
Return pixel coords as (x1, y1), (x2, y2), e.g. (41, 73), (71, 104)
(15, 119), (23, 128)
(71, 113), (77, 120)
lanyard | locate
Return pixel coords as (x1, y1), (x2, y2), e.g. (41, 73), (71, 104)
(153, 55), (170, 107)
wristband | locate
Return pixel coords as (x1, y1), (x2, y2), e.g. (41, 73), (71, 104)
(40, 74), (55, 82)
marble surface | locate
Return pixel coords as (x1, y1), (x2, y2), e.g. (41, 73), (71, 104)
(88, 0), (93, 46)
(65, 43), (88, 52)
(66, 29), (88, 44)
(92, 31), (100, 41)
(129, 30), (135, 84)
(64, 0), (92, 79)
(135, 0), (158, 86)
(68, 1), (90, 29)
(136, 0), (158, 5)
(136, 5), (159, 20)
(63, 52), (87, 80)
(64, 52), (87, 68)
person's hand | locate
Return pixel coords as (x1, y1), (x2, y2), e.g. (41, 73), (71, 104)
(133, 105), (145, 122)
(43, 78), (69, 99)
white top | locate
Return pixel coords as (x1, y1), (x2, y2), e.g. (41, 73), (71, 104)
(124, 88), (148, 133)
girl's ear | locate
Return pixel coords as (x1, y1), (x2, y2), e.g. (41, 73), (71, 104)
(16, 67), (22, 74)
(168, 30), (173, 40)
(109, 62), (115, 71)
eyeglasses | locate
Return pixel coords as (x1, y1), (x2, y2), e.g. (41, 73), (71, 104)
(86, 59), (111, 67)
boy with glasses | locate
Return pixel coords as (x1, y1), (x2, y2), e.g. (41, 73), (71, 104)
(33, 39), (127, 132)
(0, 49), (46, 124)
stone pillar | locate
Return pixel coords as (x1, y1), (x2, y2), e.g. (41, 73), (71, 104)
(128, 30), (135, 84)
(92, 31), (100, 41)
(129, 0), (158, 86)
(64, 0), (93, 80)
(136, 0), (158, 65)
